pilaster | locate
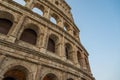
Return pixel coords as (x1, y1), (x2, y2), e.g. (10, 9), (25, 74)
(43, 7), (51, 19)
(72, 45), (79, 66)
(0, 55), (6, 80)
(81, 52), (87, 70)
(10, 15), (26, 38)
(59, 35), (66, 60)
(57, 18), (64, 28)
(39, 27), (49, 52)
(0, 55), (6, 67)
(68, 28), (73, 36)
(25, 0), (34, 9)
(86, 57), (91, 72)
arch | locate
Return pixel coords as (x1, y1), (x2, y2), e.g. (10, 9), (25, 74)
(0, 11), (14, 22)
(2, 65), (29, 80)
(64, 22), (70, 32)
(47, 38), (55, 53)
(32, 4), (44, 16)
(20, 28), (37, 45)
(50, 13), (60, 25)
(47, 34), (59, 53)
(0, 19), (13, 35)
(0, 11), (14, 35)
(24, 23), (40, 34)
(43, 73), (58, 80)
(55, 1), (59, 5)
(32, 7), (43, 16)
(65, 43), (73, 61)
(50, 17), (57, 24)
(13, 0), (26, 6)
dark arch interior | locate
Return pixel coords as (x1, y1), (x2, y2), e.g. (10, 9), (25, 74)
(3, 69), (26, 80)
(20, 29), (37, 45)
(77, 51), (81, 65)
(67, 78), (73, 80)
(0, 18), (13, 35)
(43, 73), (57, 80)
(47, 38), (55, 53)
(65, 46), (69, 59)
(3, 77), (16, 80)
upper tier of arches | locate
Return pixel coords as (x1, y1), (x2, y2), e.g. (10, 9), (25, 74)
(3, 0), (79, 41)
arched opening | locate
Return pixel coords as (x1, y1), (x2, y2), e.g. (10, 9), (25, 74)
(50, 17), (57, 24)
(55, 1), (59, 5)
(64, 22), (70, 32)
(47, 38), (55, 53)
(65, 43), (73, 61)
(0, 18), (13, 35)
(43, 73), (58, 80)
(47, 34), (59, 53)
(32, 7), (43, 16)
(20, 28), (37, 45)
(50, 13), (59, 25)
(32, 4), (45, 16)
(3, 66), (27, 80)
(13, 0), (26, 6)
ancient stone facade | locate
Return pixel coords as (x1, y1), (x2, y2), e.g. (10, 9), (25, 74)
(0, 0), (95, 80)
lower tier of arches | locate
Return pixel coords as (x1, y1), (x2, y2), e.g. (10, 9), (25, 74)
(0, 54), (94, 80)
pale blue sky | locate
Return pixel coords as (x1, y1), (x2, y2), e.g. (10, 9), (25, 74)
(66, 0), (120, 80)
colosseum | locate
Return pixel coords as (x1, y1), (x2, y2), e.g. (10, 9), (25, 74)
(0, 0), (95, 80)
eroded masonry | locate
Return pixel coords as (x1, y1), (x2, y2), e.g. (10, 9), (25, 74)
(0, 0), (95, 80)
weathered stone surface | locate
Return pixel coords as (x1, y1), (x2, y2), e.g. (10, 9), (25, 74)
(0, 0), (94, 80)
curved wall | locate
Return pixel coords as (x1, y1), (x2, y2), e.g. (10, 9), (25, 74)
(0, 0), (94, 80)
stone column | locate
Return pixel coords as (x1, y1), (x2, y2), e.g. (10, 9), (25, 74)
(60, 18), (64, 28)
(37, 33), (44, 48)
(72, 46), (79, 66)
(59, 36), (66, 60)
(57, 18), (64, 28)
(0, 55), (6, 80)
(55, 38), (61, 56)
(81, 52), (87, 70)
(0, 55), (6, 67)
(25, 0), (34, 9)
(8, 15), (25, 42)
(86, 57), (91, 72)
(43, 7), (51, 19)
(68, 27), (73, 36)
(39, 27), (49, 52)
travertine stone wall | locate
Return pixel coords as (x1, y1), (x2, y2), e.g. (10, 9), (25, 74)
(0, 0), (95, 80)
